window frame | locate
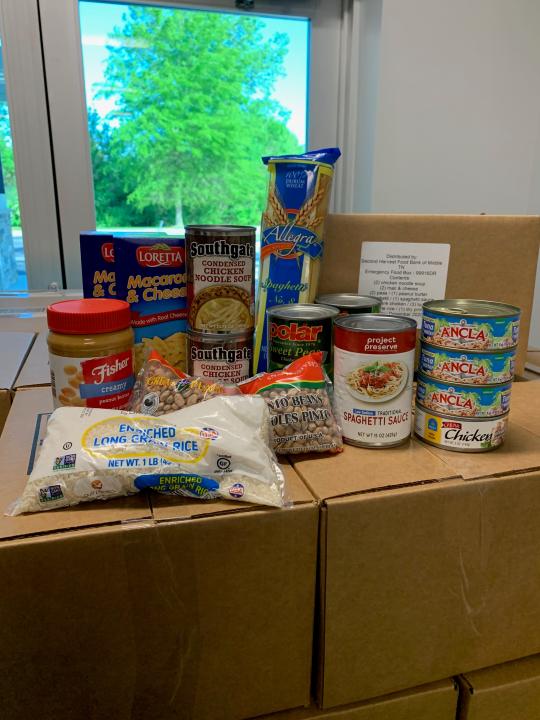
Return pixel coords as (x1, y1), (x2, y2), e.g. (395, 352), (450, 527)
(38, 0), (343, 288)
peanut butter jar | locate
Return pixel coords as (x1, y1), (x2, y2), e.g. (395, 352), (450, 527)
(47, 298), (135, 409)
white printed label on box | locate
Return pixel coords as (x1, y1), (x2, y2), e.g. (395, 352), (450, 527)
(358, 242), (450, 324)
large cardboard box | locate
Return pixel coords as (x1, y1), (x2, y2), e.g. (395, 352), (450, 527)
(0, 330), (35, 432)
(0, 388), (319, 720)
(291, 383), (540, 708)
(0, 311), (50, 389)
(457, 654), (540, 720)
(257, 679), (457, 720)
(322, 214), (540, 375)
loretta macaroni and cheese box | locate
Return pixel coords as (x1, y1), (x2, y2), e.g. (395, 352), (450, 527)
(80, 230), (116, 299)
(114, 235), (187, 372)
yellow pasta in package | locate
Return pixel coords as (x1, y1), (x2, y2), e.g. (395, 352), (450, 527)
(115, 236), (187, 373)
(254, 147), (341, 373)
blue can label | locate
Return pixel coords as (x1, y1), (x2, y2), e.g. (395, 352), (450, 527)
(419, 345), (516, 384)
(422, 309), (519, 350)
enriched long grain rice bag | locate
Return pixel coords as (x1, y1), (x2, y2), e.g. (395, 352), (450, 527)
(8, 396), (284, 515)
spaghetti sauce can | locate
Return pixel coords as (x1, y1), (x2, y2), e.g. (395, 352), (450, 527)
(267, 303), (339, 373)
(187, 330), (253, 383)
(186, 225), (255, 333)
(333, 314), (417, 447)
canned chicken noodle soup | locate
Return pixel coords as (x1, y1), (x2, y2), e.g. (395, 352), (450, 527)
(421, 299), (520, 351)
(416, 373), (511, 418)
(333, 315), (417, 447)
(186, 225), (255, 333)
(419, 343), (516, 385)
(415, 407), (508, 452)
(188, 330), (253, 383)
(267, 303), (338, 374)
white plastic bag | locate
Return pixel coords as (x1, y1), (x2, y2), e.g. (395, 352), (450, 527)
(9, 395), (284, 515)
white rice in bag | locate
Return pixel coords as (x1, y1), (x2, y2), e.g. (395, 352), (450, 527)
(8, 395), (284, 515)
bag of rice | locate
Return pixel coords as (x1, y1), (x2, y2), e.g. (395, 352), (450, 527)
(8, 396), (284, 515)
(239, 352), (343, 454)
(129, 349), (240, 416)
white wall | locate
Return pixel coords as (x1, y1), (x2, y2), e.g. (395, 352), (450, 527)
(355, 0), (540, 346)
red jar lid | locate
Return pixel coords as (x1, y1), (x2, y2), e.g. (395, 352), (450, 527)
(47, 299), (132, 335)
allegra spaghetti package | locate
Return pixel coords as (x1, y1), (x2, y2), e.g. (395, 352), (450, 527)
(129, 349), (240, 415)
(115, 235), (187, 373)
(240, 352), (343, 454)
(254, 147), (341, 372)
(8, 396), (284, 515)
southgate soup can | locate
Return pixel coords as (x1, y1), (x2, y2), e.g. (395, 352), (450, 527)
(333, 314), (417, 448)
(267, 303), (339, 374)
(415, 406), (509, 452)
(315, 293), (382, 315)
(421, 299), (520, 351)
(187, 330), (253, 383)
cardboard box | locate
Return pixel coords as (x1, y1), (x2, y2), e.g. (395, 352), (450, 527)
(0, 388), (319, 720)
(0, 330), (35, 432)
(256, 679), (457, 720)
(458, 654), (540, 720)
(291, 410), (540, 708)
(322, 214), (540, 375)
(0, 311), (50, 389)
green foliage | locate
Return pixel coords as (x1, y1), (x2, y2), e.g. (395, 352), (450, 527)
(90, 7), (302, 227)
(0, 107), (20, 226)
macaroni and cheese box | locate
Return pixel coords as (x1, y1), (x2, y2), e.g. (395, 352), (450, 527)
(80, 230), (116, 299)
(114, 235), (187, 372)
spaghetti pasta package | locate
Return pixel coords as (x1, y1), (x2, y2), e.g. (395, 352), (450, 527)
(115, 236), (188, 373)
(129, 349), (240, 416)
(240, 352), (343, 454)
(254, 147), (341, 373)
(8, 396), (285, 515)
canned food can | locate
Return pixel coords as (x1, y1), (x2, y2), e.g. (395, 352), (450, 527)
(415, 405), (508, 452)
(416, 372), (511, 418)
(419, 342), (516, 385)
(267, 303), (339, 374)
(421, 299), (520, 351)
(187, 330), (253, 383)
(333, 314), (417, 448)
(315, 293), (382, 315)
(186, 225), (255, 333)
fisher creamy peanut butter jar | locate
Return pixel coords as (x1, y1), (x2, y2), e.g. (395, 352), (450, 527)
(47, 298), (135, 409)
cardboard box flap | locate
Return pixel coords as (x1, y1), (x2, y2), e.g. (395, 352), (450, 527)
(14, 329), (50, 388)
(425, 422), (540, 480)
(321, 214), (540, 375)
(151, 460), (315, 522)
(0, 332), (35, 389)
(291, 441), (457, 501)
(0, 387), (151, 541)
(508, 381), (540, 437)
(462, 654), (540, 694)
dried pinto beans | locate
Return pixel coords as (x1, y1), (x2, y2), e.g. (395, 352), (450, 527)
(240, 352), (343, 454)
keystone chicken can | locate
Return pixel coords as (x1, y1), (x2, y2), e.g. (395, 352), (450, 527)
(333, 314), (417, 447)
(415, 407), (509, 452)
(267, 303), (339, 374)
(421, 299), (520, 351)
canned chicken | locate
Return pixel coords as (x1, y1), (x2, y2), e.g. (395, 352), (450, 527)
(416, 372), (511, 418)
(415, 405), (508, 452)
(315, 293), (381, 315)
(187, 330), (253, 383)
(186, 225), (255, 333)
(421, 299), (520, 351)
(267, 303), (339, 374)
(419, 342), (516, 385)
(333, 314), (417, 448)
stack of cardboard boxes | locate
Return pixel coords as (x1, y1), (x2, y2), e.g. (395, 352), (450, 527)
(1, 214), (539, 720)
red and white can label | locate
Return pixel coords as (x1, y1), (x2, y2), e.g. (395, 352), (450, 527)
(333, 330), (416, 446)
(50, 349), (135, 409)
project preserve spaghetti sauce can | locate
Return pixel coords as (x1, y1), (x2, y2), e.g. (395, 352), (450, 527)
(186, 225), (255, 333)
(333, 315), (417, 447)
(267, 303), (339, 373)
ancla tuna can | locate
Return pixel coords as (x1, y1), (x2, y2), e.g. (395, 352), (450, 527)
(267, 303), (339, 374)
(333, 314), (417, 447)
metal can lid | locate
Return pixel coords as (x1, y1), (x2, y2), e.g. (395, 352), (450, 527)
(187, 329), (253, 342)
(315, 293), (382, 309)
(185, 225), (255, 237)
(267, 303), (340, 320)
(334, 314), (417, 332)
(423, 299), (521, 318)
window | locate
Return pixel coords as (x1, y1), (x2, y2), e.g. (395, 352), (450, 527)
(79, 1), (309, 235)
